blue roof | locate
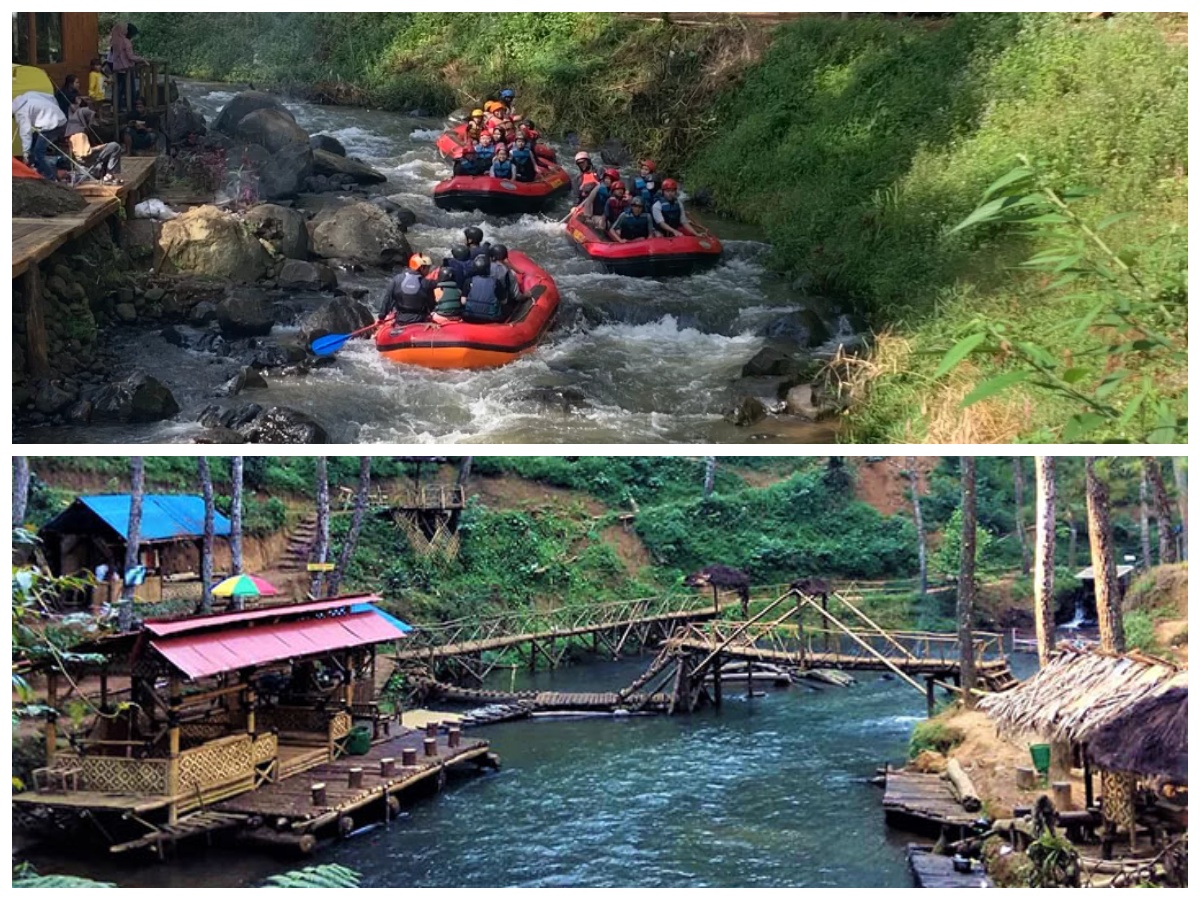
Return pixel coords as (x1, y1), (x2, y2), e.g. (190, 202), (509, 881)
(77, 495), (232, 541)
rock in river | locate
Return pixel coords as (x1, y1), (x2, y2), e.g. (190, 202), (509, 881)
(217, 290), (276, 338)
(244, 203), (309, 260)
(311, 201), (411, 267)
(200, 403), (329, 443)
(297, 296), (376, 345)
(312, 148), (387, 185)
(277, 259), (338, 292)
(157, 206), (271, 281)
(92, 371), (180, 423)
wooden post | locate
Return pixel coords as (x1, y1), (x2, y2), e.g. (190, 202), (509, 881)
(167, 675), (181, 825)
(423, 737), (438, 757)
(245, 685), (257, 737)
(448, 727), (461, 748)
(45, 669), (58, 765)
(348, 767), (363, 789)
(712, 655), (723, 709)
(528, 640), (537, 673)
(746, 659), (753, 700)
(23, 265), (50, 377)
(401, 747), (417, 767)
(1083, 746), (1095, 808)
(380, 757), (396, 778)
(925, 676), (936, 718)
(1016, 767), (1037, 790)
(311, 783), (327, 806)
(1051, 781), (1072, 812)
(425, 721), (438, 739)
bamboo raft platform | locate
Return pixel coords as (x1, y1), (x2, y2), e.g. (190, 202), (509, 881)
(883, 769), (981, 837)
(907, 845), (994, 888)
(416, 678), (671, 714)
(213, 727), (496, 849)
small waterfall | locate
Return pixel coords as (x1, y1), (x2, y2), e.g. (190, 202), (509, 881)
(1062, 595), (1088, 630)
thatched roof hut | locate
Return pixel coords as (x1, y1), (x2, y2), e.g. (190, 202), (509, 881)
(979, 646), (1182, 745)
(1087, 685), (1188, 784)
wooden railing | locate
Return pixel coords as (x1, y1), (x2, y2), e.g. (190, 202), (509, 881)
(53, 753), (171, 795)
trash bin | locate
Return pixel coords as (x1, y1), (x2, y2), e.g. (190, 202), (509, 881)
(347, 725), (372, 756)
(1029, 743), (1051, 776)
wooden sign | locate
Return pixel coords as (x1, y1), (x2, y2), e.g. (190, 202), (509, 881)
(306, 563), (335, 572)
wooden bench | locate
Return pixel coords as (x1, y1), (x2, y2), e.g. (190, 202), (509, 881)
(33, 766), (82, 793)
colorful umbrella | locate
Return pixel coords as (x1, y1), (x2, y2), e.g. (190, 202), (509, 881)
(212, 574), (279, 598)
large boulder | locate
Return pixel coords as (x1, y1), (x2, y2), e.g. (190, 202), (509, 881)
(244, 203), (309, 260)
(310, 134), (347, 156)
(762, 309), (831, 348)
(278, 259), (338, 292)
(232, 108), (313, 200)
(297, 296), (376, 345)
(164, 97), (206, 144)
(312, 149), (387, 185)
(157, 206), (271, 281)
(376, 195), (419, 230)
(723, 395), (767, 427)
(200, 403), (329, 443)
(741, 347), (807, 379)
(216, 289), (276, 338)
(213, 90), (294, 134)
(311, 201), (411, 266)
(92, 371), (180, 423)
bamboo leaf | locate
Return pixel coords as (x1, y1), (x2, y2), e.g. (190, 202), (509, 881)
(946, 197), (1014, 235)
(981, 166), (1035, 200)
(1061, 367), (1090, 384)
(1096, 212), (1133, 231)
(961, 371), (1030, 406)
(933, 333), (986, 378)
(1062, 412), (1107, 441)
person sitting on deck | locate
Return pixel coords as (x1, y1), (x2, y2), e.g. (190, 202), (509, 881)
(632, 159), (660, 206)
(490, 145), (514, 180)
(464, 226), (491, 261)
(574, 151), (599, 202)
(65, 100), (123, 183)
(652, 178), (695, 238)
(121, 98), (160, 156)
(380, 254), (435, 324)
(88, 58), (108, 103)
(608, 196), (653, 243)
(473, 132), (496, 167)
(430, 266), (465, 325)
(603, 180), (630, 229)
(462, 253), (505, 324)
(13, 91), (68, 181)
(510, 136), (536, 182)
(452, 145), (488, 177)
(55, 75), (81, 115)
(444, 244), (474, 290)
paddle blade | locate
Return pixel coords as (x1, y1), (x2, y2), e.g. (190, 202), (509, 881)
(310, 332), (351, 357)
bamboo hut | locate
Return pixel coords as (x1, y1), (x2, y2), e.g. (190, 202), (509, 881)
(980, 647), (1186, 855)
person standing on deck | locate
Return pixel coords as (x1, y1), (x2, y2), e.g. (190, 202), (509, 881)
(13, 91), (67, 180)
(108, 22), (146, 112)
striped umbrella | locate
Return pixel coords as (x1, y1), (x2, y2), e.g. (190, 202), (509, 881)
(212, 574), (279, 598)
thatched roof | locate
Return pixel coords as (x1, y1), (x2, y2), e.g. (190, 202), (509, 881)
(979, 646), (1182, 745)
(1087, 685), (1188, 783)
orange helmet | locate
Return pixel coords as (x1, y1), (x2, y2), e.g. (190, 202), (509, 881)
(408, 253), (432, 270)
(484, 100), (503, 113)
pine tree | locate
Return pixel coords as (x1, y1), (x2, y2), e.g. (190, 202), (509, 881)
(327, 457), (371, 598)
(1143, 457), (1177, 565)
(198, 457), (215, 614)
(957, 457), (978, 707)
(311, 457), (330, 597)
(230, 456), (244, 577)
(1086, 458), (1124, 653)
(1033, 457), (1056, 667)
(118, 457), (144, 632)
(12, 457), (30, 527)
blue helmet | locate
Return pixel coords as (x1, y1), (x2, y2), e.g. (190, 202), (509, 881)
(499, 88), (515, 101)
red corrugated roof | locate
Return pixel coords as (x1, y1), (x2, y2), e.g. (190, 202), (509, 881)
(150, 610), (405, 679)
(145, 595), (384, 636)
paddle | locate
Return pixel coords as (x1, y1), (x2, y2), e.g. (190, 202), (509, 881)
(310, 317), (390, 357)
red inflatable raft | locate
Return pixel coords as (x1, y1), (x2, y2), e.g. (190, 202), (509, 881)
(435, 122), (557, 163)
(375, 250), (560, 369)
(565, 207), (724, 277)
(433, 165), (571, 216)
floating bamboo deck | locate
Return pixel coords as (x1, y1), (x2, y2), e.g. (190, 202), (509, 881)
(907, 845), (995, 888)
(883, 769), (981, 837)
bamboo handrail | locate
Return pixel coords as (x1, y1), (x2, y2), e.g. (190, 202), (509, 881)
(798, 596), (924, 693)
(686, 593), (791, 678)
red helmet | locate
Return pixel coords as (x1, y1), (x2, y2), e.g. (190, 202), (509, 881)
(662, 178), (678, 191)
(641, 159), (656, 173)
(604, 167), (621, 181)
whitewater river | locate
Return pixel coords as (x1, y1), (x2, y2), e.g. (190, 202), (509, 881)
(27, 658), (931, 887)
(32, 83), (850, 444)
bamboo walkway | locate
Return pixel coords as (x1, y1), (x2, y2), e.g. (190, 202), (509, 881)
(907, 845), (994, 888)
(883, 769), (981, 836)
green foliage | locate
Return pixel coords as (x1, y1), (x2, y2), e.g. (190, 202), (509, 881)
(936, 155), (1186, 442)
(1027, 830), (1081, 888)
(215, 495), (287, 537)
(932, 508), (995, 576)
(13, 871), (115, 888)
(262, 864), (362, 888)
(1122, 609), (1158, 652)
(908, 720), (966, 758)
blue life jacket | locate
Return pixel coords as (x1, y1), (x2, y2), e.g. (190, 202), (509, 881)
(633, 177), (658, 207)
(455, 157), (486, 177)
(510, 147), (535, 179)
(463, 275), (502, 322)
(491, 159), (514, 179)
(474, 144), (495, 165)
(656, 197), (683, 229)
(468, 242), (491, 260)
(615, 211), (652, 241)
(591, 184), (611, 216)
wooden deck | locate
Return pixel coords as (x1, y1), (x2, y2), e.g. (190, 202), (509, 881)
(12, 157), (157, 279)
(883, 769), (981, 837)
(907, 845), (994, 888)
(12, 788), (171, 814)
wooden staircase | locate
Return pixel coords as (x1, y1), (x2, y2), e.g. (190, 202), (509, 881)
(278, 514), (318, 573)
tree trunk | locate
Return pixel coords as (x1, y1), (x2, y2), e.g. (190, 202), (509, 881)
(230, 456), (244, 577)
(118, 457), (145, 632)
(311, 457), (330, 598)
(1143, 457), (1176, 565)
(328, 457), (371, 597)
(1013, 457), (1031, 576)
(703, 456), (717, 499)
(1033, 457), (1057, 667)
(957, 457), (978, 708)
(12, 457), (30, 527)
(1172, 457), (1187, 562)
(456, 455), (473, 489)
(1086, 458), (1124, 654)
(198, 457), (215, 614)
(1138, 471), (1153, 568)
(907, 457), (928, 596)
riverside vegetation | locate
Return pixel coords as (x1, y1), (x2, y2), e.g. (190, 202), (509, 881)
(114, 11), (1188, 442)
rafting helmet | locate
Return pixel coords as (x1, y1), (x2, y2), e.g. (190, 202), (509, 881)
(630, 196), (645, 209)
(437, 266), (455, 283)
(611, 181), (626, 194)
(574, 150), (591, 163)
(472, 253), (492, 275)
(408, 253), (425, 271)
(500, 88), (515, 101)
(471, 108), (484, 118)
(450, 244), (471, 262)
(464, 226), (485, 245)
(641, 159), (656, 173)
(490, 243), (509, 261)
(662, 178), (679, 191)
(603, 167), (621, 182)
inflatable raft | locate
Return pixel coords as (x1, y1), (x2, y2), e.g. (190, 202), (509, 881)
(375, 250), (560, 369)
(565, 208), (724, 277)
(433, 165), (571, 216)
(435, 122), (557, 163)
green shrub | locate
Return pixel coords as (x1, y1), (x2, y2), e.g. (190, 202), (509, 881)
(909, 720), (967, 758)
(1122, 609), (1158, 652)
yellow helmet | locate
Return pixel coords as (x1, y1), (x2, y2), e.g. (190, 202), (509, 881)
(471, 108), (484, 118)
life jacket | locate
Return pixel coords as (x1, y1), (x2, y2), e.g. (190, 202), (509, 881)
(578, 170), (598, 202)
(604, 195), (628, 226)
(454, 157), (485, 177)
(474, 144), (495, 165)
(616, 211), (652, 241)
(433, 281), (463, 318)
(446, 256), (474, 289)
(463, 275), (502, 323)
(633, 177), (657, 206)
(510, 147), (535, 179)
(656, 197), (683, 229)
(591, 184), (611, 216)
(491, 159), (513, 179)
(467, 242), (491, 260)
